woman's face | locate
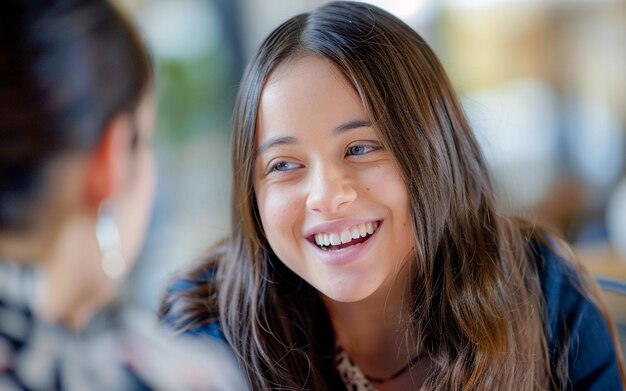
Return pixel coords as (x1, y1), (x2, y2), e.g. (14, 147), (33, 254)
(253, 56), (414, 303)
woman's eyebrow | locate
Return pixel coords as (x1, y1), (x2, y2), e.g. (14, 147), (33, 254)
(256, 136), (298, 156)
(333, 119), (372, 135)
(256, 120), (372, 156)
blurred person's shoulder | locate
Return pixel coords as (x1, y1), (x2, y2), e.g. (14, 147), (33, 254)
(110, 306), (246, 390)
(0, 261), (247, 390)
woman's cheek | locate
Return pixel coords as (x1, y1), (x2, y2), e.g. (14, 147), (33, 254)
(259, 185), (303, 249)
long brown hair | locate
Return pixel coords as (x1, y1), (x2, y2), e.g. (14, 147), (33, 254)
(161, 2), (625, 389)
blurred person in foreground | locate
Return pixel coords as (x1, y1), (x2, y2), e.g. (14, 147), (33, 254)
(0, 0), (246, 389)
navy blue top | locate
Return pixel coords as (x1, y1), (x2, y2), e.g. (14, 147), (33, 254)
(163, 241), (624, 390)
(533, 241), (623, 390)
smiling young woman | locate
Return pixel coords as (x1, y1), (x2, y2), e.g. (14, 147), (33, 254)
(160, 1), (626, 390)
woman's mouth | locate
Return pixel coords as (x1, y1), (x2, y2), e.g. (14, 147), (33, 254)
(311, 221), (379, 251)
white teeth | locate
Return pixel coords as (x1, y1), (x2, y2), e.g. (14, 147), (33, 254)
(314, 234), (322, 246)
(340, 230), (352, 244)
(313, 222), (379, 249)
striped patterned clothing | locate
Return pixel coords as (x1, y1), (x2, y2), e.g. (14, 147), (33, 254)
(0, 262), (247, 391)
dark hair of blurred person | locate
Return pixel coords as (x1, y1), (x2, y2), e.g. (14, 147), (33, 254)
(0, 1), (246, 389)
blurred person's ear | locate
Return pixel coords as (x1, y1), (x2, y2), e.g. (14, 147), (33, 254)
(84, 115), (134, 210)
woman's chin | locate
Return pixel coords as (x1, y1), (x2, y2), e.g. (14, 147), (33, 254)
(317, 283), (379, 305)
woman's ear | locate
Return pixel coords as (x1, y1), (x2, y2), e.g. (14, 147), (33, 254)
(84, 114), (134, 209)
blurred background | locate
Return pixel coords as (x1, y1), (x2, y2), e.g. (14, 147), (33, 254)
(111, 0), (626, 315)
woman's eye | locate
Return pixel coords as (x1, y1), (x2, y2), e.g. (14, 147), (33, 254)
(267, 161), (301, 174)
(347, 144), (380, 156)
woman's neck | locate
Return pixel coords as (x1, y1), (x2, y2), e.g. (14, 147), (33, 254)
(322, 263), (418, 378)
(35, 215), (115, 331)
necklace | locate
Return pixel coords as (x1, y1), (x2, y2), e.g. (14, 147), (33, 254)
(336, 346), (426, 386)
(362, 351), (426, 383)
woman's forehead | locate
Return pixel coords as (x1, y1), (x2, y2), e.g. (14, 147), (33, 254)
(256, 57), (369, 141)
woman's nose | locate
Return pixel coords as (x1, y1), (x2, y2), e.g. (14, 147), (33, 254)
(305, 165), (357, 214)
